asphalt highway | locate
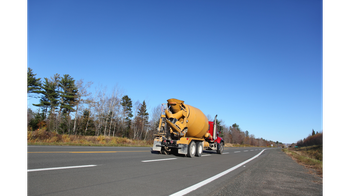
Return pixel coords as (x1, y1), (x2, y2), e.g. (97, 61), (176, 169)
(28, 145), (271, 196)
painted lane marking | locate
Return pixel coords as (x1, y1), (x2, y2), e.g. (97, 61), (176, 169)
(169, 149), (266, 196)
(28, 165), (97, 172)
(28, 151), (74, 153)
(222, 152), (229, 154)
(201, 154), (211, 157)
(70, 151), (119, 153)
(142, 158), (177, 163)
(28, 151), (149, 153)
(69, 151), (148, 153)
(234, 151), (241, 153)
(244, 150), (248, 152)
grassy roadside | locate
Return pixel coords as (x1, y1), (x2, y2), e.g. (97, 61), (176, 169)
(282, 145), (323, 178)
(28, 129), (153, 147)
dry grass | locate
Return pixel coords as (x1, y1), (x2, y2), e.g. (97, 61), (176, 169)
(27, 128), (152, 147)
(28, 128), (272, 148)
(283, 146), (323, 178)
(296, 145), (322, 161)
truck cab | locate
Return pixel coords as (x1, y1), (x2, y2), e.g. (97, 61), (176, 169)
(204, 117), (224, 153)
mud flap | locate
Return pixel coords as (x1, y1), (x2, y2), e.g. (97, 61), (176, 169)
(178, 144), (188, 155)
(152, 140), (161, 152)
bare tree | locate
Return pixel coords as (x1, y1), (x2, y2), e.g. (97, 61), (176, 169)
(132, 100), (141, 139)
(103, 98), (111, 136)
(72, 79), (93, 134)
(93, 85), (107, 136)
(150, 104), (162, 136)
(107, 85), (122, 136)
(221, 125), (230, 143)
(231, 127), (241, 144)
(84, 95), (96, 135)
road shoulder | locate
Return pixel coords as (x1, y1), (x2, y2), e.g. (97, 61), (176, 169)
(211, 148), (322, 196)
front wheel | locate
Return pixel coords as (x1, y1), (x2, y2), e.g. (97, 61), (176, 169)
(217, 142), (224, 154)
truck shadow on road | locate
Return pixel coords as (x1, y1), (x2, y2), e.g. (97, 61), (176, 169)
(202, 150), (218, 154)
(150, 149), (218, 157)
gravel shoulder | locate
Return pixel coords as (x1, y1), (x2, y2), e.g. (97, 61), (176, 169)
(211, 148), (322, 196)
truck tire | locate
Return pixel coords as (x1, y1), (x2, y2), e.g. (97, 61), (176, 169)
(187, 141), (196, 158)
(195, 142), (203, 157)
(217, 142), (224, 154)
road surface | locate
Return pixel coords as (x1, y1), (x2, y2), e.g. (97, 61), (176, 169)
(28, 146), (321, 196)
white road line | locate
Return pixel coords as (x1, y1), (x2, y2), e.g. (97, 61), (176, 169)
(234, 151), (241, 153)
(222, 152), (229, 154)
(28, 165), (97, 172)
(142, 158), (177, 163)
(201, 154), (211, 157)
(169, 149), (266, 196)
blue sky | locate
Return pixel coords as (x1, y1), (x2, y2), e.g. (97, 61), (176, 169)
(27, 0), (323, 144)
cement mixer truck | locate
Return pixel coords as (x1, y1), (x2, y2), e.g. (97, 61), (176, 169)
(152, 98), (224, 157)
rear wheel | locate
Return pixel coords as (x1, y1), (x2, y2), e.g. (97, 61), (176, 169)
(187, 141), (196, 158)
(195, 142), (203, 157)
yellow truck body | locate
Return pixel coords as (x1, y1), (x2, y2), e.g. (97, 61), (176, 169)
(152, 98), (224, 157)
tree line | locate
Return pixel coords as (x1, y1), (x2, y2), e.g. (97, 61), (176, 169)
(296, 129), (323, 147)
(215, 121), (278, 147)
(28, 67), (280, 146)
(27, 67), (160, 140)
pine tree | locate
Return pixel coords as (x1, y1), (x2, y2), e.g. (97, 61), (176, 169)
(121, 96), (133, 119)
(27, 67), (42, 97)
(137, 101), (149, 121)
(136, 100), (149, 140)
(33, 77), (60, 131)
(59, 74), (78, 114)
(121, 95), (133, 137)
(33, 78), (60, 116)
(232, 123), (241, 131)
